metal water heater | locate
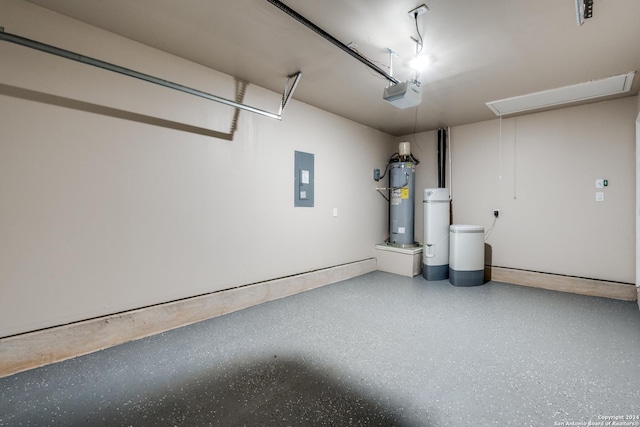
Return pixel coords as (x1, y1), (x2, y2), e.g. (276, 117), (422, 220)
(389, 142), (417, 247)
(374, 142), (419, 248)
(389, 164), (415, 246)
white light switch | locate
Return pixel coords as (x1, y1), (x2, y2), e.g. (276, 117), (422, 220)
(333, 208), (338, 217)
(595, 192), (604, 202)
(595, 179), (604, 188)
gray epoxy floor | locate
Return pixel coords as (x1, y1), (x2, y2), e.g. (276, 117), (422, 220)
(2, 272), (640, 426)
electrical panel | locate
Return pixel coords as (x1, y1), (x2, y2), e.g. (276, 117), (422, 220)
(294, 151), (314, 207)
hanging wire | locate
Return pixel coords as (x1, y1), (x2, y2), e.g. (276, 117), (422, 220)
(411, 14), (425, 83)
(414, 14), (424, 55)
(349, 46), (391, 70)
(365, 66), (389, 80)
(409, 12), (424, 149)
(348, 45), (391, 81)
(410, 102), (424, 155)
(485, 217), (498, 241)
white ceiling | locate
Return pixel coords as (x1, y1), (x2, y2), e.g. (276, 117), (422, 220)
(25, 0), (640, 136)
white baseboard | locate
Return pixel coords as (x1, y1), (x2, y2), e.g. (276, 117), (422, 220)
(0, 259), (376, 378)
(489, 266), (636, 301)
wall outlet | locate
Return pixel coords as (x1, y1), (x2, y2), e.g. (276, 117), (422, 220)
(493, 209), (500, 218)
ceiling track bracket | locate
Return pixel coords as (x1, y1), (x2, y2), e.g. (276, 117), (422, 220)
(0, 27), (297, 121)
(279, 71), (302, 115)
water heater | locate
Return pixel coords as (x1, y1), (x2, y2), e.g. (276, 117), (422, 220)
(388, 143), (417, 247)
(374, 142), (419, 248)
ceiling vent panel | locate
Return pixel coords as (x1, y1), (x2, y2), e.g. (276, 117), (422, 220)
(486, 72), (635, 116)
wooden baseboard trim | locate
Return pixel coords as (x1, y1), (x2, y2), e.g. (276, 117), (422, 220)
(488, 266), (637, 301)
(0, 259), (376, 378)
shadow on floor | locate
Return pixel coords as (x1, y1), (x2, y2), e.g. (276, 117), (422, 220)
(16, 356), (415, 426)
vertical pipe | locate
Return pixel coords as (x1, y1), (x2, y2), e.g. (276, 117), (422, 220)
(442, 128), (447, 189)
(438, 128), (447, 188)
(448, 126), (453, 224)
(437, 129), (443, 188)
(575, 0), (584, 26)
(448, 126), (452, 198)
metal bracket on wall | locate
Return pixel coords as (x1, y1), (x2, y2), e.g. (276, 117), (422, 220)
(279, 72), (302, 115)
(0, 27), (301, 121)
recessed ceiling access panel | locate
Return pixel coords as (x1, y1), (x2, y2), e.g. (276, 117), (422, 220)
(294, 151), (314, 207)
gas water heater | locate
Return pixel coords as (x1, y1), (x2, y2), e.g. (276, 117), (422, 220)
(375, 142), (419, 248)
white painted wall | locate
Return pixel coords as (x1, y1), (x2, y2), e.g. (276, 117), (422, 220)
(0, 1), (393, 337)
(401, 97), (637, 284)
